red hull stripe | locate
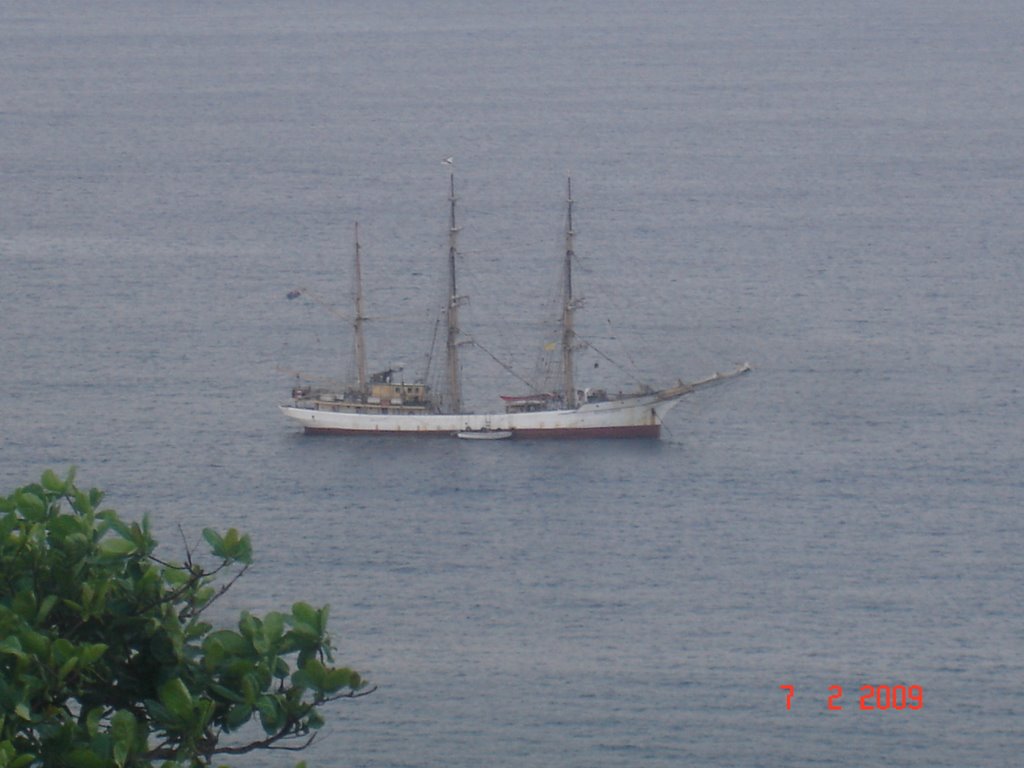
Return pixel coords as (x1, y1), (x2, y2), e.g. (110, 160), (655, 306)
(303, 424), (660, 439)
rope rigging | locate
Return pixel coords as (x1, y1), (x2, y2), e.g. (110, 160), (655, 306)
(470, 339), (543, 392)
(577, 337), (649, 388)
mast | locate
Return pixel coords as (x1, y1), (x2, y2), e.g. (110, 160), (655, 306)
(352, 222), (368, 391)
(445, 172), (463, 413)
(562, 176), (577, 409)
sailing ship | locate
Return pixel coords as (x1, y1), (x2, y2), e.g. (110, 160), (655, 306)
(280, 174), (750, 438)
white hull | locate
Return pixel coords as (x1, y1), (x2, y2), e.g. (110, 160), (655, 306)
(281, 390), (679, 438)
(280, 366), (749, 439)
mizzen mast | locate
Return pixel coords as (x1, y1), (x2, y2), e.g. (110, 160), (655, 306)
(562, 176), (577, 409)
(445, 172), (463, 413)
(352, 222), (368, 391)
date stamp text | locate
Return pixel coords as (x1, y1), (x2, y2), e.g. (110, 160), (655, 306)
(780, 684), (923, 711)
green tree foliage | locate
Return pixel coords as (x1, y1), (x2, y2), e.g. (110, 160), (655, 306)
(0, 469), (372, 767)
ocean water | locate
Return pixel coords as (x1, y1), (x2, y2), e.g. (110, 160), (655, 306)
(2, 1), (1023, 766)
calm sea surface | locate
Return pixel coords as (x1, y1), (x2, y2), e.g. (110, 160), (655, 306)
(2, 1), (1023, 765)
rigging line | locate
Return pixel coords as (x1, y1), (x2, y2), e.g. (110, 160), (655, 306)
(605, 317), (643, 375)
(471, 340), (540, 391)
(288, 287), (348, 321)
(423, 310), (443, 383)
(577, 338), (648, 387)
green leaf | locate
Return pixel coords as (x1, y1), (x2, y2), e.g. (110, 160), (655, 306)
(292, 602), (319, 629)
(111, 709), (136, 738)
(36, 594), (59, 623)
(158, 678), (194, 722)
(19, 630), (49, 655)
(256, 695), (283, 733)
(185, 620), (212, 640)
(233, 534), (253, 564)
(98, 537), (136, 557)
(80, 642), (109, 666)
(195, 697), (216, 730)
(263, 611), (285, 640)
(111, 710), (137, 767)
(318, 604), (330, 633)
(52, 638), (76, 664)
(86, 706), (104, 737)
(241, 673), (261, 705)
(290, 668), (313, 691)
(71, 488), (93, 515)
(16, 490), (45, 517)
(204, 629), (249, 656)
(208, 682), (245, 704)
(41, 469), (65, 493)
(322, 668), (353, 693)
(273, 657), (290, 679)
(80, 581), (95, 612)
(301, 658), (327, 690)
(225, 703), (252, 731)
(238, 611), (260, 640)
(306, 709), (325, 730)
(128, 520), (151, 553)
(0, 637), (26, 661)
(202, 527), (224, 554)
(287, 622), (321, 646)
(58, 655), (79, 681)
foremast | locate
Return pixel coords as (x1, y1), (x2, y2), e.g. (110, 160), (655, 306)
(352, 222), (368, 391)
(562, 177), (577, 409)
(445, 172), (464, 413)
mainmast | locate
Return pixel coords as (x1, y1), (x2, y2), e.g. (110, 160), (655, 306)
(352, 222), (368, 391)
(445, 172), (463, 413)
(562, 176), (577, 409)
